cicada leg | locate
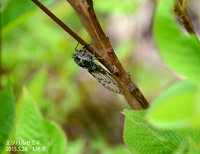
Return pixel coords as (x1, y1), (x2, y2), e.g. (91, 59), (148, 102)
(75, 43), (91, 52)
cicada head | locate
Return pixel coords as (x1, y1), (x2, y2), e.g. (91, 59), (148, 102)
(72, 51), (93, 68)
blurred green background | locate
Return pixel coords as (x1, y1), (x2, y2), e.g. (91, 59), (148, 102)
(1, 0), (199, 153)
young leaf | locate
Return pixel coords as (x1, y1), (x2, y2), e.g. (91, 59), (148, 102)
(16, 88), (48, 152)
(154, 0), (200, 83)
(43, 120), (67, 154)
(146, 81), (200, 128)
(123, 110), (187, 154)
(16, 87), (67, 153)
(0, 87), (15, 153)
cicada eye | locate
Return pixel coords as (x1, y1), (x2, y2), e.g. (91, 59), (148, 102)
(75, 57), (80, 63)
(72, 53), (78, 59)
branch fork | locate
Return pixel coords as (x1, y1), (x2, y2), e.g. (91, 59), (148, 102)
(32, 0), (150, 110)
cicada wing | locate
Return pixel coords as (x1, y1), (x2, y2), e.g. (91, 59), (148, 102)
(90, 71), (122, 94)
(73, 46), (121, 94)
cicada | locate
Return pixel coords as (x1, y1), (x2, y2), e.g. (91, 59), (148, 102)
(72, 44), (122, 94)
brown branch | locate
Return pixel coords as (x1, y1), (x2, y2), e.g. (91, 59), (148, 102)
(32, 0), (110, 72)
(32, 0), (86, 44)
(32, 0), (149, 109)
(174, 0), (196, 35)
(67, 0), (149, 109)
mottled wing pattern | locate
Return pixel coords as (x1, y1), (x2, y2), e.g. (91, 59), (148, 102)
(73, 45), (122, 94)
(90, 71), (122, 94)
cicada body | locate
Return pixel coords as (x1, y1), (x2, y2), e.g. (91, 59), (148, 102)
(72, 45), (122, 94)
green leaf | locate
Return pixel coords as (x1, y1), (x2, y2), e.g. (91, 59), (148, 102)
(154, 0), (200, 83)
(95, 0), (142, 14)
(0, 87), (15, 153)
(1, 9), (37, 37)
(43, 120), (67, 154)
(28, 69), (47, 102)
(178, 129), (200, 144)
(146, 81), (200, 128)
(16, 87), (67, 153)
(16, 88), (48, 152)
(123, 110), (187, 154)
(188, 138), (200, 154)
(173, 142), (187, 154)
(1, 0), (51, 36)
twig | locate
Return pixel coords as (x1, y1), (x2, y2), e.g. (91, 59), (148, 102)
(32, 0), (86, 45)
(32, 0), (150, 109)
(31, 0), (110, 72)
(180, 0), (188, 12)
(174, 0), (196, 35)
(67, 0), (149, 109)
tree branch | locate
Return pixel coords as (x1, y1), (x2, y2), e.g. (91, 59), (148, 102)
(32, 0), (110, 73)
(32, 0), (150, 109)
(67, 0), (149, 109)
(174, 0), (196, 35)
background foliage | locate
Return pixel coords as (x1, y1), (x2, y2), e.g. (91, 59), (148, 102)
(1, 0), (200, 153)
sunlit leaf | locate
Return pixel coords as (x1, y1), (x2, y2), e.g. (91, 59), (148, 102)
(146, 81), (200, 128)
(154, 0), (200, 83)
